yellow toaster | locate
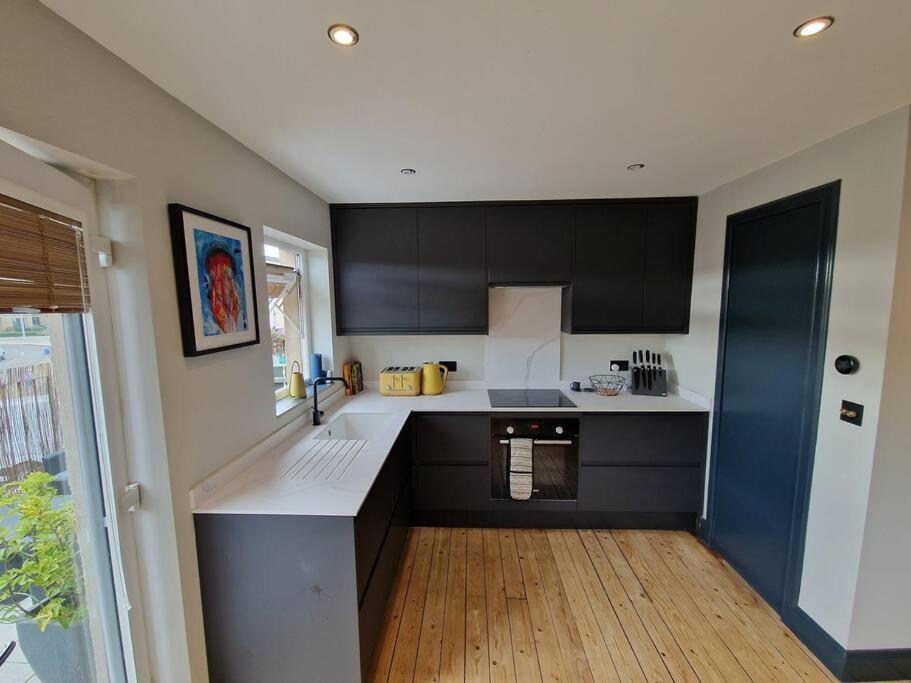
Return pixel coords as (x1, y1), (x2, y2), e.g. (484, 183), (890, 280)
(379, 366), (422, 396)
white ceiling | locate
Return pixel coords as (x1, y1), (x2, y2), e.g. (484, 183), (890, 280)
(40, 1), (911, 203)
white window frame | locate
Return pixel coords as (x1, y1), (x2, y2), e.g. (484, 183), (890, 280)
(0, 173), (151, 681)
(265, 240), (312, 402)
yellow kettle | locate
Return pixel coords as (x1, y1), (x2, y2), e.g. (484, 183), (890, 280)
(288, 361), (307, 399)
(421, 362), (449, 395)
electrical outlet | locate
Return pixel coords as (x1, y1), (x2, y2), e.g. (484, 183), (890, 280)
(440, 361), (457, 372)
(610, 360), (630, 372)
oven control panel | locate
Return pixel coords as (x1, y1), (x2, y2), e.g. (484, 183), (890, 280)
(492, 417), (579, 439)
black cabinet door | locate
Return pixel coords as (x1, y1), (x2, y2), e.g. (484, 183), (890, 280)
(568, 204), (647, 331)
(413, 413), (489, 464)
(358, 484), (410, 679)
(417, 207), (487, 332)
(581, 413), (707, 466)
(353, 425), (410, 601)
(642, 202), (696, 332)
(332, 207), (419, 333)
(580, 466), (702, 512)
(562, 199), (696, 333)
(413, 465), (490, 510)
(487, 205), (573, 285)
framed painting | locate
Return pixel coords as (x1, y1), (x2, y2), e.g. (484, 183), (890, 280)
(168, 203), (261, 356)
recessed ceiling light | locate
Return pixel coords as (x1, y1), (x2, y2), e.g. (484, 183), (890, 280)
(793, 16), (834, 38)
(328, 23), (359, 46)
(626, 163), (645, 171)
(400, 168), (416, 175)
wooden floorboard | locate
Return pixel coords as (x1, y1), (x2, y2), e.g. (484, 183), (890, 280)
(371, 529), (900, 683)
(368, 529), (421, 682)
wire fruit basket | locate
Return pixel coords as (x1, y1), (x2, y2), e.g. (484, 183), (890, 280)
(589, 374), (626, 397)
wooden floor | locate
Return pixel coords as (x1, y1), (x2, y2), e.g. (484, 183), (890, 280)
(368, 528), (845, 683)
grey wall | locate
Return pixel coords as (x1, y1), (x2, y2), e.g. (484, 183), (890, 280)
(0, 1), (334, 680)
(848, 115), (911, 650)
(666, 107), (911, 647)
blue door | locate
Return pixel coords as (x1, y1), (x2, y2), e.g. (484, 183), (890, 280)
(709, 182), (838, 612)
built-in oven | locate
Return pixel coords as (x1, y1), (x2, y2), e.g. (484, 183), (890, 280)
(490, 417), (580, 502)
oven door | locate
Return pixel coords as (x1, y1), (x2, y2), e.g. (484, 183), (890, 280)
(491, 437), (579, 501)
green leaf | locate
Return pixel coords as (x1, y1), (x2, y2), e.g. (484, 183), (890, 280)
(0, 472), (86, 628)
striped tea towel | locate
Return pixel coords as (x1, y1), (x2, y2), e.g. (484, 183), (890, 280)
(509, 438), (534, 501)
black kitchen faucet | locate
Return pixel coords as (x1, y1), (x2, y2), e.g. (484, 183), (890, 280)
(311, 376), (350, 426)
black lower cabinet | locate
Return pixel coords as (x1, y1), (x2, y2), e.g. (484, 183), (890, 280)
(413, 413), (489, 464)
(579, 466), (702, 512)
(196, 422), (413, 683)
(412, 413), (491, 524)
(358, 484), (411, 679)
(581, 413), (706, 466)
(577, 413), (707, 529)
(354, 424), (410, 600)
(411, 411), (708, 529)
(414, 465), (489, 511)
(196, 410), (710, 681)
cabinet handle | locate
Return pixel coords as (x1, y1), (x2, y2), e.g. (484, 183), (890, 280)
(498, 439), (573, 445)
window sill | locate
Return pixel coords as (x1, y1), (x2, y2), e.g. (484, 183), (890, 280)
(275, 395), (308, 417)
(274, 383), (345, 418)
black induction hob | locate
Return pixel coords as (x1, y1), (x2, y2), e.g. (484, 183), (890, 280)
(487, 389), (577, 408)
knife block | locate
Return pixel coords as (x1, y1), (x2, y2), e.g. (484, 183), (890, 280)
(631, 371), (668, 397)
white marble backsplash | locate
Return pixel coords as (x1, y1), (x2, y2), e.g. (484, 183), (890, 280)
(485, 288), (561, 388)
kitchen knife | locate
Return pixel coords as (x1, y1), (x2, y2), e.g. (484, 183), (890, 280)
(632, 351), (640, 390)
(645, 350), (653, 390)
(657, 353), (663, 377)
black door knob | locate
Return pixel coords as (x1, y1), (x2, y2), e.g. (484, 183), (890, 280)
(834, 355), (859, 375)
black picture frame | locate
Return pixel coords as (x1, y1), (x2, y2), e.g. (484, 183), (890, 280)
(168, 203), (261, 356)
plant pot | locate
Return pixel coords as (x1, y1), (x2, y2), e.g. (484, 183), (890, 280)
(16, 620), (93, 683)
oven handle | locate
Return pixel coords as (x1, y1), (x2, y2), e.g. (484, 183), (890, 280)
(498, 439), (574, 445)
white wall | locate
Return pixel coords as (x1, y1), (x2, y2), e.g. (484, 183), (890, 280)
(848, 120), (911, 650)
(666, 107), (911, 647)
(347, 334), (487, 381)
(0, 1), (333, 680)
(561, 332), (668, 382)
(347, 327), (673, 386)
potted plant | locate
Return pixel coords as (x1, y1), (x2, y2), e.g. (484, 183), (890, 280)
(0, 471), (93, 682)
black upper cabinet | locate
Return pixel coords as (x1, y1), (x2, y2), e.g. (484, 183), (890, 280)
(563, 199), (696, 333)
(417, 207), (487, 332)
(642, 202), (696, 331)
(332, 208), (419, 333)
(568, 204), (647, 331)
(332, 198), (696, 335)
(487, 205), (573, 285)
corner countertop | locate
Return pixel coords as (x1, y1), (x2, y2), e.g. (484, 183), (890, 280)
(191, 382), (708, 518)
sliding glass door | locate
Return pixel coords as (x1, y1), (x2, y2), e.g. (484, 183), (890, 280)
(1, 185), (146, 681)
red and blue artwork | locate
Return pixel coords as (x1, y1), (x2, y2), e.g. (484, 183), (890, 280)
(193, 228), (249, 336)
(169, 203), (260, 356)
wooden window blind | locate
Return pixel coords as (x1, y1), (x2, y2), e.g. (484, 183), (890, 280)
(0, 192), (89, 313)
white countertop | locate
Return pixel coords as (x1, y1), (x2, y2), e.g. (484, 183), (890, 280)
(191, 383), (708, 517)
(342, 381), (708, 414)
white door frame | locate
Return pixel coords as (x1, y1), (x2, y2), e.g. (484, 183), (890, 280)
(0, 143), (151, 682)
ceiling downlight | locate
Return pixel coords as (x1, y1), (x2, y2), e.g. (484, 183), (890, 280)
(626, 163), (646, 171)
(328, 23), (359, 46)
(400, 168), (416, 175)
(793, 16), (834, 38)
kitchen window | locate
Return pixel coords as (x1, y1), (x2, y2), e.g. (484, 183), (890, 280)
(265, 240), (311, 402)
